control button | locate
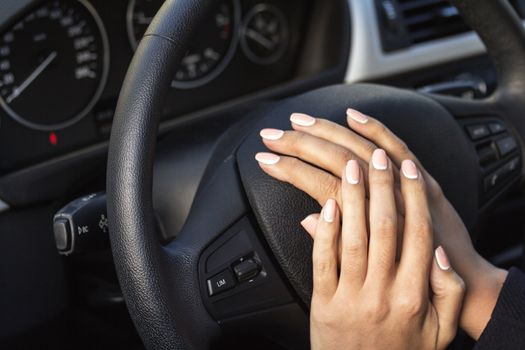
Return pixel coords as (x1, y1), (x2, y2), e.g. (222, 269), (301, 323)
(484, 170), (503, 192)
(53, 218), (71, 252)
(207, 269), (236, 296)
(233, 259), (260, 282)
(488, 122), (506, 134)
(466, 124), (490, 140)
(504, 157), (520, 173)
(477, 146), (498, 166)
(496, 137), (518, 157)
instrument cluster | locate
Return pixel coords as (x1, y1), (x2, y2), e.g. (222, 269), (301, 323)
(0, 0), (311, 173)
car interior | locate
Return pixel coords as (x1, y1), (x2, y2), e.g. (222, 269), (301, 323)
(1, 0), (525, 348)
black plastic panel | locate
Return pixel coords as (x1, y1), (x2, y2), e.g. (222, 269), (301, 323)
(199, 216), (294, 320)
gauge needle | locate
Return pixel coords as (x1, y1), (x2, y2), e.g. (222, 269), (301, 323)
(246, 29), (275, 50)
(6, 51), (58, 104)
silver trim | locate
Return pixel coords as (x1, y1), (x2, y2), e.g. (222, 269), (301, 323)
(346, 0), (491, 83)
(0, 0), (110, 131)
(127, 0), (241, 90)
(0, 198), (9, 213)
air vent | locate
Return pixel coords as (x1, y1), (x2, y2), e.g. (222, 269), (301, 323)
(377, 0), (525, 52)
(397, 0), (469, 44)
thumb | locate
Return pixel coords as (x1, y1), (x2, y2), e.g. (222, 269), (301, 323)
(431, 246), (466, 350)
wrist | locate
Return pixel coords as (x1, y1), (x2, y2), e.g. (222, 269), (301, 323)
(459, 259), (508, 340)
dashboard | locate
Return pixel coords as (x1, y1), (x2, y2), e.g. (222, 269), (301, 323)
(0, 0), (334, 174)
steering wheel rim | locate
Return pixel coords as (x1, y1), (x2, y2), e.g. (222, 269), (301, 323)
(107, 0), (525, 348)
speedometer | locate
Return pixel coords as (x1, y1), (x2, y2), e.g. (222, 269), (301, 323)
(0, 0), (109, 131)
(127, 0), (240, 89)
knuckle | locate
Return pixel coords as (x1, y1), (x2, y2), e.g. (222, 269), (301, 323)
(372, 122), (388, 137)
(363, 298), (390, 322)
(396, 140), (411, 156)
(363, 141), (378, 157)
(312, 307), (338, 328)
(318, 175), (341, 199)
(450, 275), (466, 296)
(396, 295), (425, 318)
(374, 215), (397, 236)
(313, 257), (336, 276)
(287, 131), (306, 153)
(342, 239), (367, 258)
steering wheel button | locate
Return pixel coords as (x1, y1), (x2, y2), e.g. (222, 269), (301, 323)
(466, 124), (490, 140)
(496, 137), (517, 156)
(489, 122), (506, 134)
(207, 269), (236, 296)
(233, 259), (260, 282)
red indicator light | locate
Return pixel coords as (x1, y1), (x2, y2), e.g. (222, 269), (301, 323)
(49, 132), (58, 146)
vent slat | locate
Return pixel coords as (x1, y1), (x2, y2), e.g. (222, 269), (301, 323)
(398, 0), (469, 44)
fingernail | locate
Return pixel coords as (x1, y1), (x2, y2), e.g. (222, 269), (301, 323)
(255, 152), (280, 165)
(401, 159), (418, 179)
(346, 160), (360, 184)
(301, 214), (318, 233)
(346, 108), (369, 124)
(322, 199), (336, 223)
(372, 149), (388, 170)
(290, 113), (316, 127)
(260, 128), (284, 141)
(435, 246), (451, 271)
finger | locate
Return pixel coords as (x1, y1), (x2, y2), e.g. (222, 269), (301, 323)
(255, 152), (341, 205)
(431, 246), (465, 350)
(290, 115), (379, 169)
(398, 160), (433, 289)
(339, 160), (368, 289)
(261, 124), (405, 216)
(289, 114), (403, 186)
(260, 127), (370, 182)
(300, 214), (320, 238)
(366, 149), (397, 285)
(346, 109), (417, 168)
(312, 199), (341, 300)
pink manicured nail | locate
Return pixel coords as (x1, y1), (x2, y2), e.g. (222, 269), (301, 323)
(346, 109), (369, 124)
(401, 159), (419, 179)
(260, 128), (284, 141)
(435, 246), (451, 271)
(301, 214), (318, 234)
(346, 160), (360, 184)
(290, 113), (316, 127)
(372, 149), (388, 170)
(255, 152), (280, 165)
(323, 199), (337, 223)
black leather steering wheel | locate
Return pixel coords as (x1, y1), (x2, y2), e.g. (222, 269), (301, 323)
(107, 0), (525, 348)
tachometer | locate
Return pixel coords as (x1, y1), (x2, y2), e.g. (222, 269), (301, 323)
(0, 0), (109, 131)
(127, 0), (240, 89)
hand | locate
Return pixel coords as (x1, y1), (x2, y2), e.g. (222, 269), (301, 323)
(256, 110), (507, 339)
(309, 154), (464, 350)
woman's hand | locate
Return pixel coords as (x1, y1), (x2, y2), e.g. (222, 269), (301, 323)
(309, 153), (464, 350)
(256, 110), (507, 339)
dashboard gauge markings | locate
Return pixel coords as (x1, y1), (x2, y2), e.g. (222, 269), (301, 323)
(0, 0), (109, 131)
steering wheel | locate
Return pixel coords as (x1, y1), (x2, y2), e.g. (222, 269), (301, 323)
(106, 0), (525, 348)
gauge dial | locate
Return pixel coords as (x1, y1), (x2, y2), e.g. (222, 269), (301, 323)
(127, 0), (240, 89)
(0, 0), (109, 131)
(240, 4), (289, 65)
